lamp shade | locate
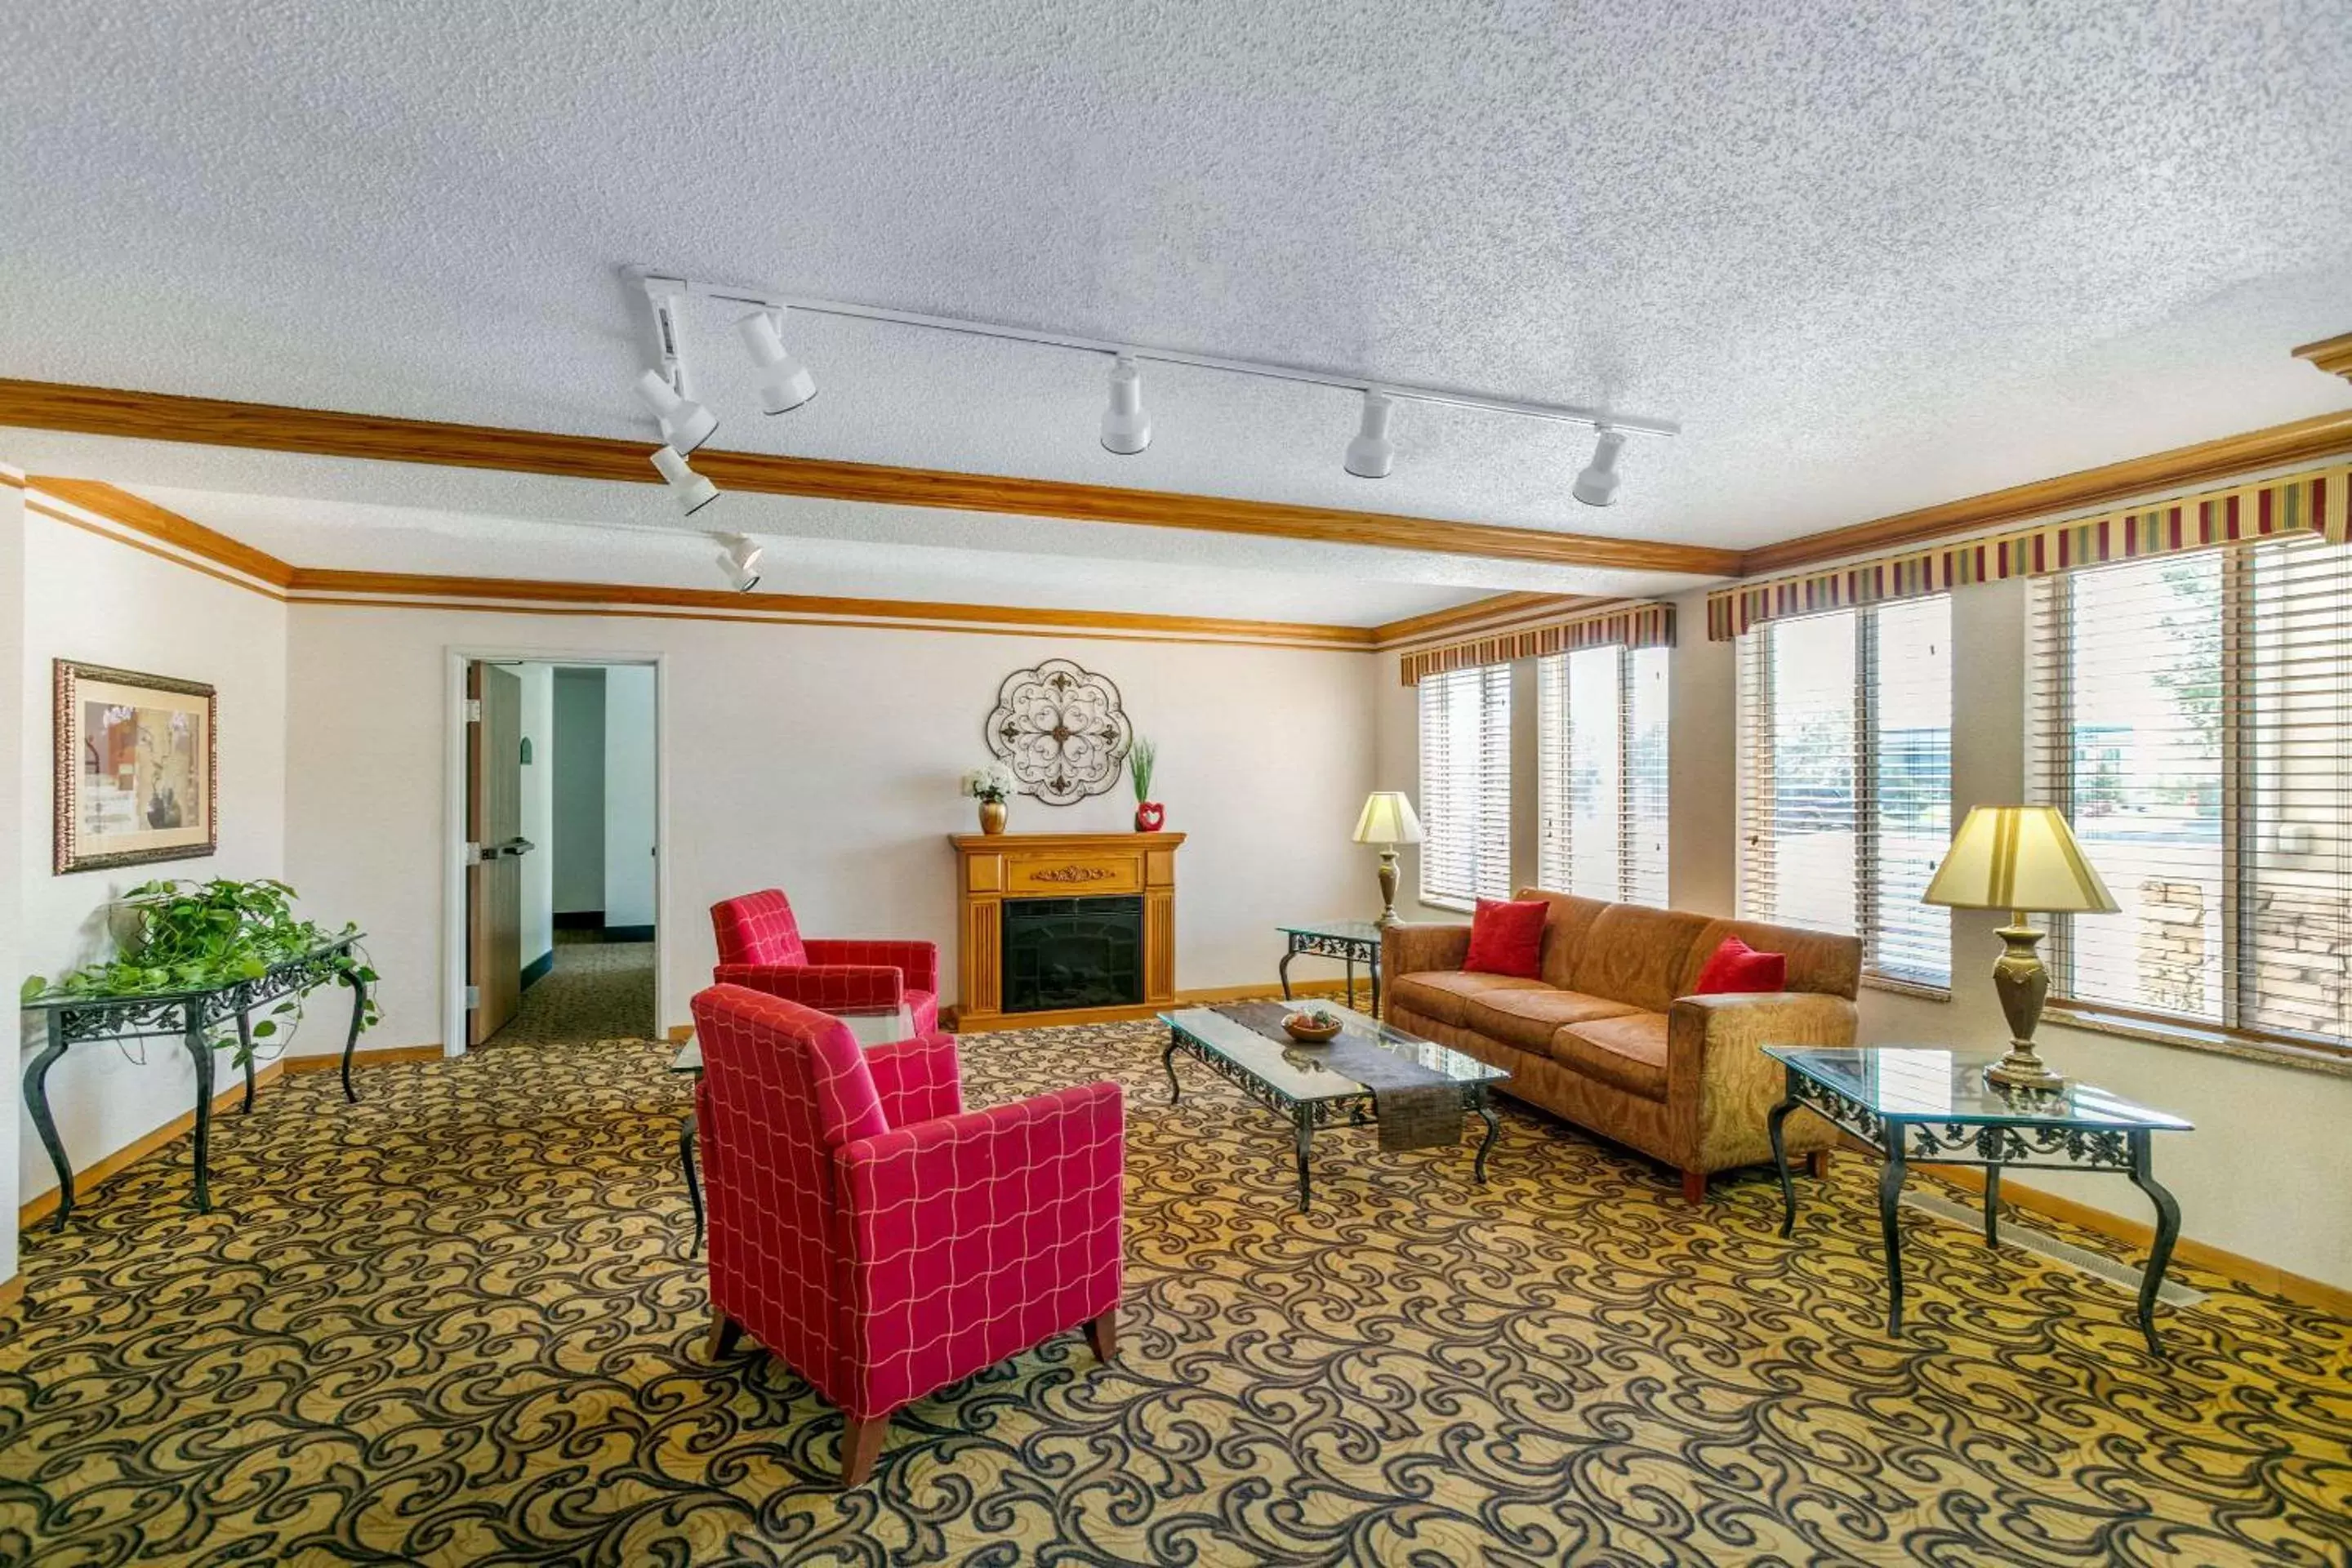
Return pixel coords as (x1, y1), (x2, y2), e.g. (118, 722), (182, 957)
(1352, 791), (1424, 846)
(1922, 805), (2118, 914)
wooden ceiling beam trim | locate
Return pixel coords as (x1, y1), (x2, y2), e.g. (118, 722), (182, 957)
(1738, 408), (2352, 577)
(30, 476), (297, 586)
(0, 378), (1740, 577)
(1370, 591), (1604, 648)
(2292, 331), (2352, 385)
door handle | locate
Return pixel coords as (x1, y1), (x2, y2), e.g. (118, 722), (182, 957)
(488, 837), (536, 859)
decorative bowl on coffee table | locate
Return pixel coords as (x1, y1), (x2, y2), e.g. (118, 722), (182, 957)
(1283, 1011), (1342, 1044)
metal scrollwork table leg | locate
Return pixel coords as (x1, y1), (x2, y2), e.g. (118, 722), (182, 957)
(1472, 1090), (1500, 1183)
(1878, 1120), (1908, 1335)
(236, 1010), (257, 1114)
(1767, 1089), (1798, 1238)
(2127, 1130), (2180, 1357)
(680, 1111), (704, 1254)
(1292, 1106), (1314, 1214)
(340, 964), (370, 1104)
(183, 1001), (216, 1214)
(25, 1013), (75, 1231)
(1278, 944), (1298, 1003)
(1983, 1163), (2002, 1248)
(1162, 1032), (1184, 1103)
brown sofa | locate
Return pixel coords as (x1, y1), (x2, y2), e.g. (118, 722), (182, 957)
(1382, 891), (1860, 1202)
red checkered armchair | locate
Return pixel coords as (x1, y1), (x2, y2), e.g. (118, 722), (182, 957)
(710, 888), (941, 1034)
(690, 982), (1125, 1486)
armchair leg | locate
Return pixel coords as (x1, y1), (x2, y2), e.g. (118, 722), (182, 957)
(841, 1414), (889, 1486)
(1680, 1169), (1708, 1205)
(706, 1312), (744, 1361)
(1806, 1150), (1831, 1179)
(1083, 1308), (1117, 1365)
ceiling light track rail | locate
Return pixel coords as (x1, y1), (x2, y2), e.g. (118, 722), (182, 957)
(635, 270), (1680, 439)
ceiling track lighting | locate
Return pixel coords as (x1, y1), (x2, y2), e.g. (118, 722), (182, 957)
(1100, 355), (1150, 454)
(622, 267), (1678, 509)
(1572, 427), (1628, 507)
(1344, 391), (1396, 479)
(737, 309), (817, 413)
(651, 445), (720, 517)
(713, 532), (764, 592)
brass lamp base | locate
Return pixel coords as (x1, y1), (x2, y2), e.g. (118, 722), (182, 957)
(1983, 915), (2066, 1094)
(1374, 848), (1401, 926)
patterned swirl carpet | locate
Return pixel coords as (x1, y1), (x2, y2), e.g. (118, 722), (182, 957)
(2, 1005), (2348, 1566)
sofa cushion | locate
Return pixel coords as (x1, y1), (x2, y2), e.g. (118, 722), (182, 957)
(1388, 969), (1553, 1029)
(1692, 935), (1787, 995)
(1551, 1012), (1670, 1100)
(1517, 890), (1611, 991)
(1461, 987), (1641, 1054)
(1565, 904), (1724, 1013)
(1465, 898), (1549, 978)
(1685, 919), (1861, 1000)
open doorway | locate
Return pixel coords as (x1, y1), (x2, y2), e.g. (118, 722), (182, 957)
(458, 658), (659, 1049)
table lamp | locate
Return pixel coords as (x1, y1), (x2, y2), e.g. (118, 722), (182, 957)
(1922, 805), (2118, 1092)
(1352, 791), (1424, 927)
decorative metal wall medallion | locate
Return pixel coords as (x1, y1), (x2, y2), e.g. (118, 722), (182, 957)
(986, 660), (1133, 805)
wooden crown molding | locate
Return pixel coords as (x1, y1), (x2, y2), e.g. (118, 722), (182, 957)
(1739, 408), (2352, 577)
(2292, 330), (2352, 385)
(0, 378), (1740, 577)
(27, 477), (1374, 649)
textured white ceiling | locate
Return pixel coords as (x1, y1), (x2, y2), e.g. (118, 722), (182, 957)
(2, 0), (2348, 579)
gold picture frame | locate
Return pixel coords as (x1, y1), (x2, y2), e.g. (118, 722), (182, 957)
(54, 659), (218, 875)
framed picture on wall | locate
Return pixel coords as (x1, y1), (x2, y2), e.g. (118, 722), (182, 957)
(54, 659), (218, 875)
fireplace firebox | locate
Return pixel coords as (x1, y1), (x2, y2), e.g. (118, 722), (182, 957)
(1001, 895), (1144, 1013)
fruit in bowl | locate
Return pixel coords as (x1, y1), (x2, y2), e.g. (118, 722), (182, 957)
(1282, 1006), (1343, 1044)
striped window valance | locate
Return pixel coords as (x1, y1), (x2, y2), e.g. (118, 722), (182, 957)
(1400, 602), (1674, 686)
(1707, 463), (2350, 640)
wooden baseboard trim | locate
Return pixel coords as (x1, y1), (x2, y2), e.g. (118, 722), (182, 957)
(1927, 1165), (2352, 1319)
(0, 1274), (23, 1312)
(282, 1043), (446, 1073)
(17, 1061), (285, 1229)
(948, 978), (1356, 1034)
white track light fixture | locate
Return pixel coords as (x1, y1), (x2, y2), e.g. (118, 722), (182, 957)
(651, 445), (720, 517)
(1573, 427), (1628, 507)
(635, 369), (719, 455)
(1099, 355), (1151, 454)
(1343, 391), (1396, 479)
(714, 532), (764, 592)
(737, 310), (817, 414)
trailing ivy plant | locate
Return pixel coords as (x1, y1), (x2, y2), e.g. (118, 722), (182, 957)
(20, 878), (381, 1067)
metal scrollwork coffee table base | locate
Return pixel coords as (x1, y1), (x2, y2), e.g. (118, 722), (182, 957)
(1765, 1045), (2194, 1356)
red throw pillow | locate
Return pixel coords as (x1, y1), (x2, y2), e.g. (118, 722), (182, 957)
(1463, 898), (1548, 978)
(1694, 935), (1787, 995)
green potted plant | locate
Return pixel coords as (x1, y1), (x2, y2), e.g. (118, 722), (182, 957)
(1129, 737), (1163, 832)
(21, 877), (378, 1066)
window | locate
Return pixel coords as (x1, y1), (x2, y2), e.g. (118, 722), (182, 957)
(2031, 537), (2351, 1050)
(1417, 664), (1512, 910)
(1538, 644), (1668, 905)
(1736, 597), (1953, 988)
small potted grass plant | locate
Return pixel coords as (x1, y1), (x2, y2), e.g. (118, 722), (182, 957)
(1129, 737), (1163, 832)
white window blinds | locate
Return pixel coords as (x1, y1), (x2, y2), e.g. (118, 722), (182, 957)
(1538, 644), (1668, 906)
(2029, 537), (2352, 1050)
(1736, 598), (1953, 987)
(1418, 663), (1512, 910)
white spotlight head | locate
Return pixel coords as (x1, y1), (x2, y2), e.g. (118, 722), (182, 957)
(635, 368), (719, 454)
(1573, 427), (1628, 507)
(650, 445), (720, 518)
(1344, 391), (1396, 479)
(1100, 355), (1151, 455)
(736, 311), (817, 414)
(713, 532), (764, 592)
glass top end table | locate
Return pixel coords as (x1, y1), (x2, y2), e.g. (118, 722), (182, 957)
(1276, 920), (1387, 1016)
(1765, 1045), (2194, 1356)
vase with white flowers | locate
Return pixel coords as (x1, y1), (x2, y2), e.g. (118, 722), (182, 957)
(961, 762), (1017, 834)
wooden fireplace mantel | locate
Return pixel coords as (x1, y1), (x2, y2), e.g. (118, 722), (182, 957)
(948, 831), (1184, 1031)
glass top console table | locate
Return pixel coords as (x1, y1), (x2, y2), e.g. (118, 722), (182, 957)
(1276, 920), (1385, 1016)
(20, 934), (372, 1228)
(1766, 1045), (2194, 1356)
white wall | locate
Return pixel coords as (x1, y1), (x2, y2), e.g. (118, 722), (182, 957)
(1, 475), (26, 1286)
(601, 664), (656, 932)
(550, 668), (605, 915)
(16, 509), (289, 1209)
(1378, 581), (2352, 1291)
(517, 662), (554, 973)
(282, 606), (1378, 1052)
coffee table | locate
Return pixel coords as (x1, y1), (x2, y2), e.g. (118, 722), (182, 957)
(1160, 1003), (1508, 1212)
